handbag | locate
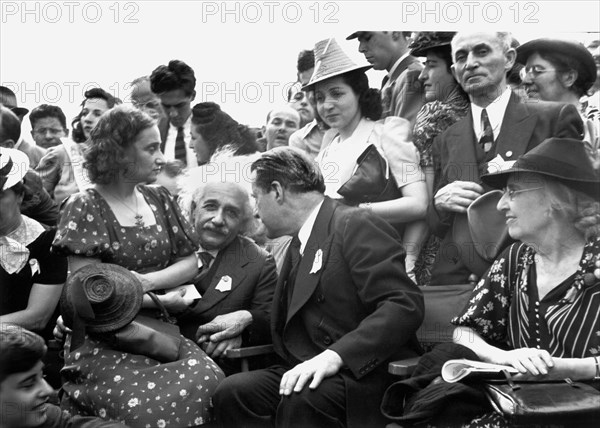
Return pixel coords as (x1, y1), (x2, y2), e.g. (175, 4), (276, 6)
(484, 370), (600, 425)
(338, 144), (402, 205)
(102, 292), (183, 363)
(109, 315), (182, 363)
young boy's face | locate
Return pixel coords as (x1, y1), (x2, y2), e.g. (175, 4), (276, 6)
(0, 361), (53, 428)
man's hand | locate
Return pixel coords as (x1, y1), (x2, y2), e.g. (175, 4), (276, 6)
(434, 181), (485, 214)
(279, 349), (344, 395)
(200, 335), (243, 359)
(195, 310), (253, 344)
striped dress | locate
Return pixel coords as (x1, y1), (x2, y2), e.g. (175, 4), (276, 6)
(452, 238), (600, 358)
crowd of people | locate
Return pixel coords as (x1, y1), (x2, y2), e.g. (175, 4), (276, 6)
(1, 29), (599, 428)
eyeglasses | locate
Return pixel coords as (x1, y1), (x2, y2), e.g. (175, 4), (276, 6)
(519, 65), (559, 80)
(501, 186), (543, 200)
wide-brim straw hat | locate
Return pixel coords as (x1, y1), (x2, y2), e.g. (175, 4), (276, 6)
(61, 263), (143, 334)
(302, 38), (372, 91)
(0, 147), (29, 192)
(516, 38), (597, 94)
(481, 137), (599, 198)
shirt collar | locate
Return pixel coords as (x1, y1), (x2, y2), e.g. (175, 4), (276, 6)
(470, 86), (512, 139)
(168, 115), (191, 132)
(297, 200), (324, 255)
(386, 52), (410, 81)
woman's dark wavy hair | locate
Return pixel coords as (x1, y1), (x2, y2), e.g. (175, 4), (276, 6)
(71, 88), (120, 143)
(84, 105), (155, 184)
(339, 69), (382, 121)
(191, 103), (259, 158)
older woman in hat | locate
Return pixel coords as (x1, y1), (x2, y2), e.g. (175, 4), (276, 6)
(59, 263), (224, 427)
(445, 137), (600, 425)
(37, 87), (120, 204)
(517, 38), (598, 160)
(305, 38), (428, 274)
(0, 147), (67, 342)
(53, 105), (198, 312)
(189, 102), (259, 165)
(408, 31), (471, 284)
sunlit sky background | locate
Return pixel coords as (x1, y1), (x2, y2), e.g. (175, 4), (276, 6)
(1, 1), (598, 133)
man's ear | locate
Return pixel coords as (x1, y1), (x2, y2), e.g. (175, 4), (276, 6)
(190, 90), (196, 102)
(0, 139), (16, 148)
(271, 180), (284, 203)
(261, 125), (266, 137)
(504, 48), (517, 72)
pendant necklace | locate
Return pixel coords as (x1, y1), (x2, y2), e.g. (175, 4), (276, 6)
(110, 190), (145, 228)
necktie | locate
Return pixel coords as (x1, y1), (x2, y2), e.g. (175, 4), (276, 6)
(285, 235), (302, 306)
(175, 126), (187, 165)
(193, 251), (214, 292)
(479, 109), (494, 153)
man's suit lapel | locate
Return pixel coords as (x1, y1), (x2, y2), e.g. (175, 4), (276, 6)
(446, 109), (478, 179)
(158, 116), (169, 152)
(194, 237), (248, 314)
(494, 92), (537, 160)
(286, 198), (336, 323)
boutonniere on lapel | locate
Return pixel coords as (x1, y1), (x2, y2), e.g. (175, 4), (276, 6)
(486, 154), (515, 175)
(29, 258), (41, 277)
(310, 249), (323, 274)
(215, 275), (232, 292)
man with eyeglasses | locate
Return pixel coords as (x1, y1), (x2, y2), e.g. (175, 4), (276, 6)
(288, 49), (327, 160)
(427, 31), (584, 286)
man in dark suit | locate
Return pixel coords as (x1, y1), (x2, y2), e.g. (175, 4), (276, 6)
(347, 31), (424, 126)
(176, 177), (277, 366)
(428, 31), (584, 285)
(213, 147), (424, 428)
(149, 60), (198, 168)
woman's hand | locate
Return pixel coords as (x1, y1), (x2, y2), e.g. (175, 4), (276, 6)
(52, 315), (72, 342)
(500, 347), (555, 376)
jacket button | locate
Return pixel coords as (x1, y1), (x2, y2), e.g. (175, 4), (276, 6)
(317, 294), (325, 303)
(323, 336), (332, 345)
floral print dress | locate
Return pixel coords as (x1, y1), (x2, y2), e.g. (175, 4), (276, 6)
(53, 185), (197, 272)
(449, 238), (600, 428)
(54, 186), (226, 425)
(61, 334), (224, 427)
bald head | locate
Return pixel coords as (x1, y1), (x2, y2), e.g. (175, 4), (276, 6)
(263, 105), (300, 150)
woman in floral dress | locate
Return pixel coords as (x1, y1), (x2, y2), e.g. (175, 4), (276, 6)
(53, 106), (224, 426)
(451, 137), (600, 426)
(53, 105), (199, 310)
